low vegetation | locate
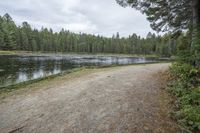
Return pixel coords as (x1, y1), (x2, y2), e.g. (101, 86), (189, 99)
(168, 63), (200, 132)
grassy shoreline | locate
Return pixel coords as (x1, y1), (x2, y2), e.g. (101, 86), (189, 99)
(0, 62), (171, 95)
(0, 50), (161, 58)
(0, 67), (85, 95)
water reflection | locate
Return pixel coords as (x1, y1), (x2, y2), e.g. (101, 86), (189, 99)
(0, 55), (162, 87)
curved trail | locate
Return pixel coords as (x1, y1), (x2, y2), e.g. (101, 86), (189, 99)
(0, 63), (180, 133)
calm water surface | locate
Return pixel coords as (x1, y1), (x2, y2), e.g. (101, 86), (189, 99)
(0, 55), (165, 87)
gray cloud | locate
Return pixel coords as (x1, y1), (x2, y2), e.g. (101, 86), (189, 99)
(0, 0), (156, 37)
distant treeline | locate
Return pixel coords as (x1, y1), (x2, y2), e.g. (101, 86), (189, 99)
(0, 13), (180, 56)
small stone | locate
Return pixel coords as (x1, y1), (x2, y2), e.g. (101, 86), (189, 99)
(144, 126), (149, 131)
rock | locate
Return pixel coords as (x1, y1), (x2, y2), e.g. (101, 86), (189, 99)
(144, 126), (149, 131)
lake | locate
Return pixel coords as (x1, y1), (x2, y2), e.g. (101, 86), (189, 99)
(0, 54), (167, 88)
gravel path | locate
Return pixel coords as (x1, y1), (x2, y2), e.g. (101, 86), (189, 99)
(0, 63), (180, 133)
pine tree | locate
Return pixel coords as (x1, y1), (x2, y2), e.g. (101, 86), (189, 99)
(1, 13), (17, 50)
(0, 16), (4, 50)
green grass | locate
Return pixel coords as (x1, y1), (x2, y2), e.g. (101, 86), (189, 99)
(0, 50), (17, 55)
(0, 50), (162, 58)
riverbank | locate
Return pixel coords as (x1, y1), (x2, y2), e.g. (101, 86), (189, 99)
(0, 62), (170, 95)
(0, 67), (94, 99)
(0, 68), (85, 95)
(0, 63), (181, 133)
(0, 50), (160, 58)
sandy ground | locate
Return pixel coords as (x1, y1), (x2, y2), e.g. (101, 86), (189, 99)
(0, 63), (180, 133)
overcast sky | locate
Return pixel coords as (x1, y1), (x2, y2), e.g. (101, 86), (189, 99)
(0, 0), (156, 37)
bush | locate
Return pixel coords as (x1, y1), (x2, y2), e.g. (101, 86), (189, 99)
(180, 105), (200, 131)
(169, 63), (200, 132)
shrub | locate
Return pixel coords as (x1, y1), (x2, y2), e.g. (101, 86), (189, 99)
(169, 63), (200, 132)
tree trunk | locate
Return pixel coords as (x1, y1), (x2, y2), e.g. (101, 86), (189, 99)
(191, 0), (200, 66)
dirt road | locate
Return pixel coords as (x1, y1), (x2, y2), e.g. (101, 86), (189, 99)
(0, 63), (180, 133)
